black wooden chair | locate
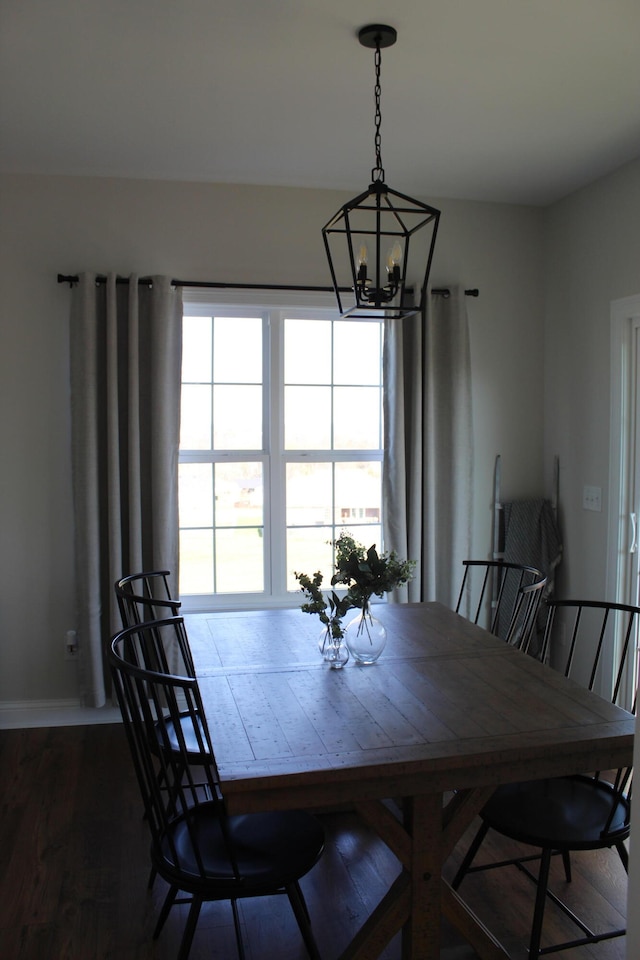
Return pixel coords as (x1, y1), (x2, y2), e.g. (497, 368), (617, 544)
(110, 618), (325, 960)
(451, 598), (637, 958)
(455, 559), (547, 652)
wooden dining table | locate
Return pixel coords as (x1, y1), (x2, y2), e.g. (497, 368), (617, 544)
(187, 602), (635, 960)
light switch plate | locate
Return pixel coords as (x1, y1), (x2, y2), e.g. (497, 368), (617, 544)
(583, 485), (602, 512)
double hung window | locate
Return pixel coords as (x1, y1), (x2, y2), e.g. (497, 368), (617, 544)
(179, 292), (384, 609)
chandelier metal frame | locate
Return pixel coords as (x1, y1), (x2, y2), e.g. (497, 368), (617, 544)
(322, 24), (440, 321)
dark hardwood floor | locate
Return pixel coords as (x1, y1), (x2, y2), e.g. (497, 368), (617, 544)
(0, 724), (627, 960)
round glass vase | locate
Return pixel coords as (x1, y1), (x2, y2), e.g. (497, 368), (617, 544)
(345, 604), (387, 664)
(318, 627), (349, 669)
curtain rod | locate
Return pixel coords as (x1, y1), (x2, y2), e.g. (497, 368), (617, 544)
(57, 274), (479, 298)
(57, 274), (337, 293)
(432, 288), (479, 298)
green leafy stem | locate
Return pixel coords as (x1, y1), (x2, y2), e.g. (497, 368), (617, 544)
(295, 533), (415, 641)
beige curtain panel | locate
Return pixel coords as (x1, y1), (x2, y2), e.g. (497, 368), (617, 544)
(383, 286), (473, 605)
(70, 274), (183, 707)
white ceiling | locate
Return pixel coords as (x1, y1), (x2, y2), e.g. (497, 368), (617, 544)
(1, 0), (639, 206)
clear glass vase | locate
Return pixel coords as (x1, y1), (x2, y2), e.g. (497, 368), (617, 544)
(319, 627), (350, 669)
(345, 604), (387, 664)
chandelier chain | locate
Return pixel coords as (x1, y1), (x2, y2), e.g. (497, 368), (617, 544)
(372, 42), (385, 182)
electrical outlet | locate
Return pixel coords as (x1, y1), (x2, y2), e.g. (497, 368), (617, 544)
(65, 629), (78, 660)
(582, 485), (602, 512)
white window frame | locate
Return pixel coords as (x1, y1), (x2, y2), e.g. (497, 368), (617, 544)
(179, 288), (384, 612)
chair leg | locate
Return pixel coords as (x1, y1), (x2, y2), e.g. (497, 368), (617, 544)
(287, 882), (322, 960)
(451, 820), (490, 889)
(153, 884), (179, 939)
(230, 899), (246, 960)
(561, 850), (572, 882)
(178, 896), (203, 960)
(293, 878), (312, 922)
(529, 847), (552, 960)
(615, 840), (629, 873)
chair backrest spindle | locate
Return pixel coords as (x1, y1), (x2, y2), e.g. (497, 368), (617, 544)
(456, 560), (547, 654)
(545, 599), (639, 714)
(115, 570), (181, 627)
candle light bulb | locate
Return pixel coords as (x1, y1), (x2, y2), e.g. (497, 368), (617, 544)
(387, 240), (403, 272)
(356, 242), (369, 288)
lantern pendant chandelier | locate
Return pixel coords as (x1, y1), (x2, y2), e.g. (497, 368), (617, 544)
(322, 24), (440, 320)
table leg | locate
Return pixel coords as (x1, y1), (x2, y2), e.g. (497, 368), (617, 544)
(402, 788), (511, 960)
(345, 788), (511, 960)
(401, 792), (443, 960)
(336, 872), (410, 960)
(340, 794), (443, 960)
(440, 787), (511, 960)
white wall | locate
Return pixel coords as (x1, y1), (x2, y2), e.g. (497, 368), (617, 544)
(543, 158), (640, 600)
(542, 157), (640, 960)
(0, 172), (544, 706)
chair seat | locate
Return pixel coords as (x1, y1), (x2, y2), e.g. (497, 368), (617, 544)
(158, 803), (325, 891)
(482, 775), (630, 850)
(154, 712), (211, 759)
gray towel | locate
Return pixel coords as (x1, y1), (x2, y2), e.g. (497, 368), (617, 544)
(502, 498), (562, 658)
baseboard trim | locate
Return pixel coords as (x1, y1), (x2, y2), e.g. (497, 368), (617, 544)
(0, 698), (121, 730)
